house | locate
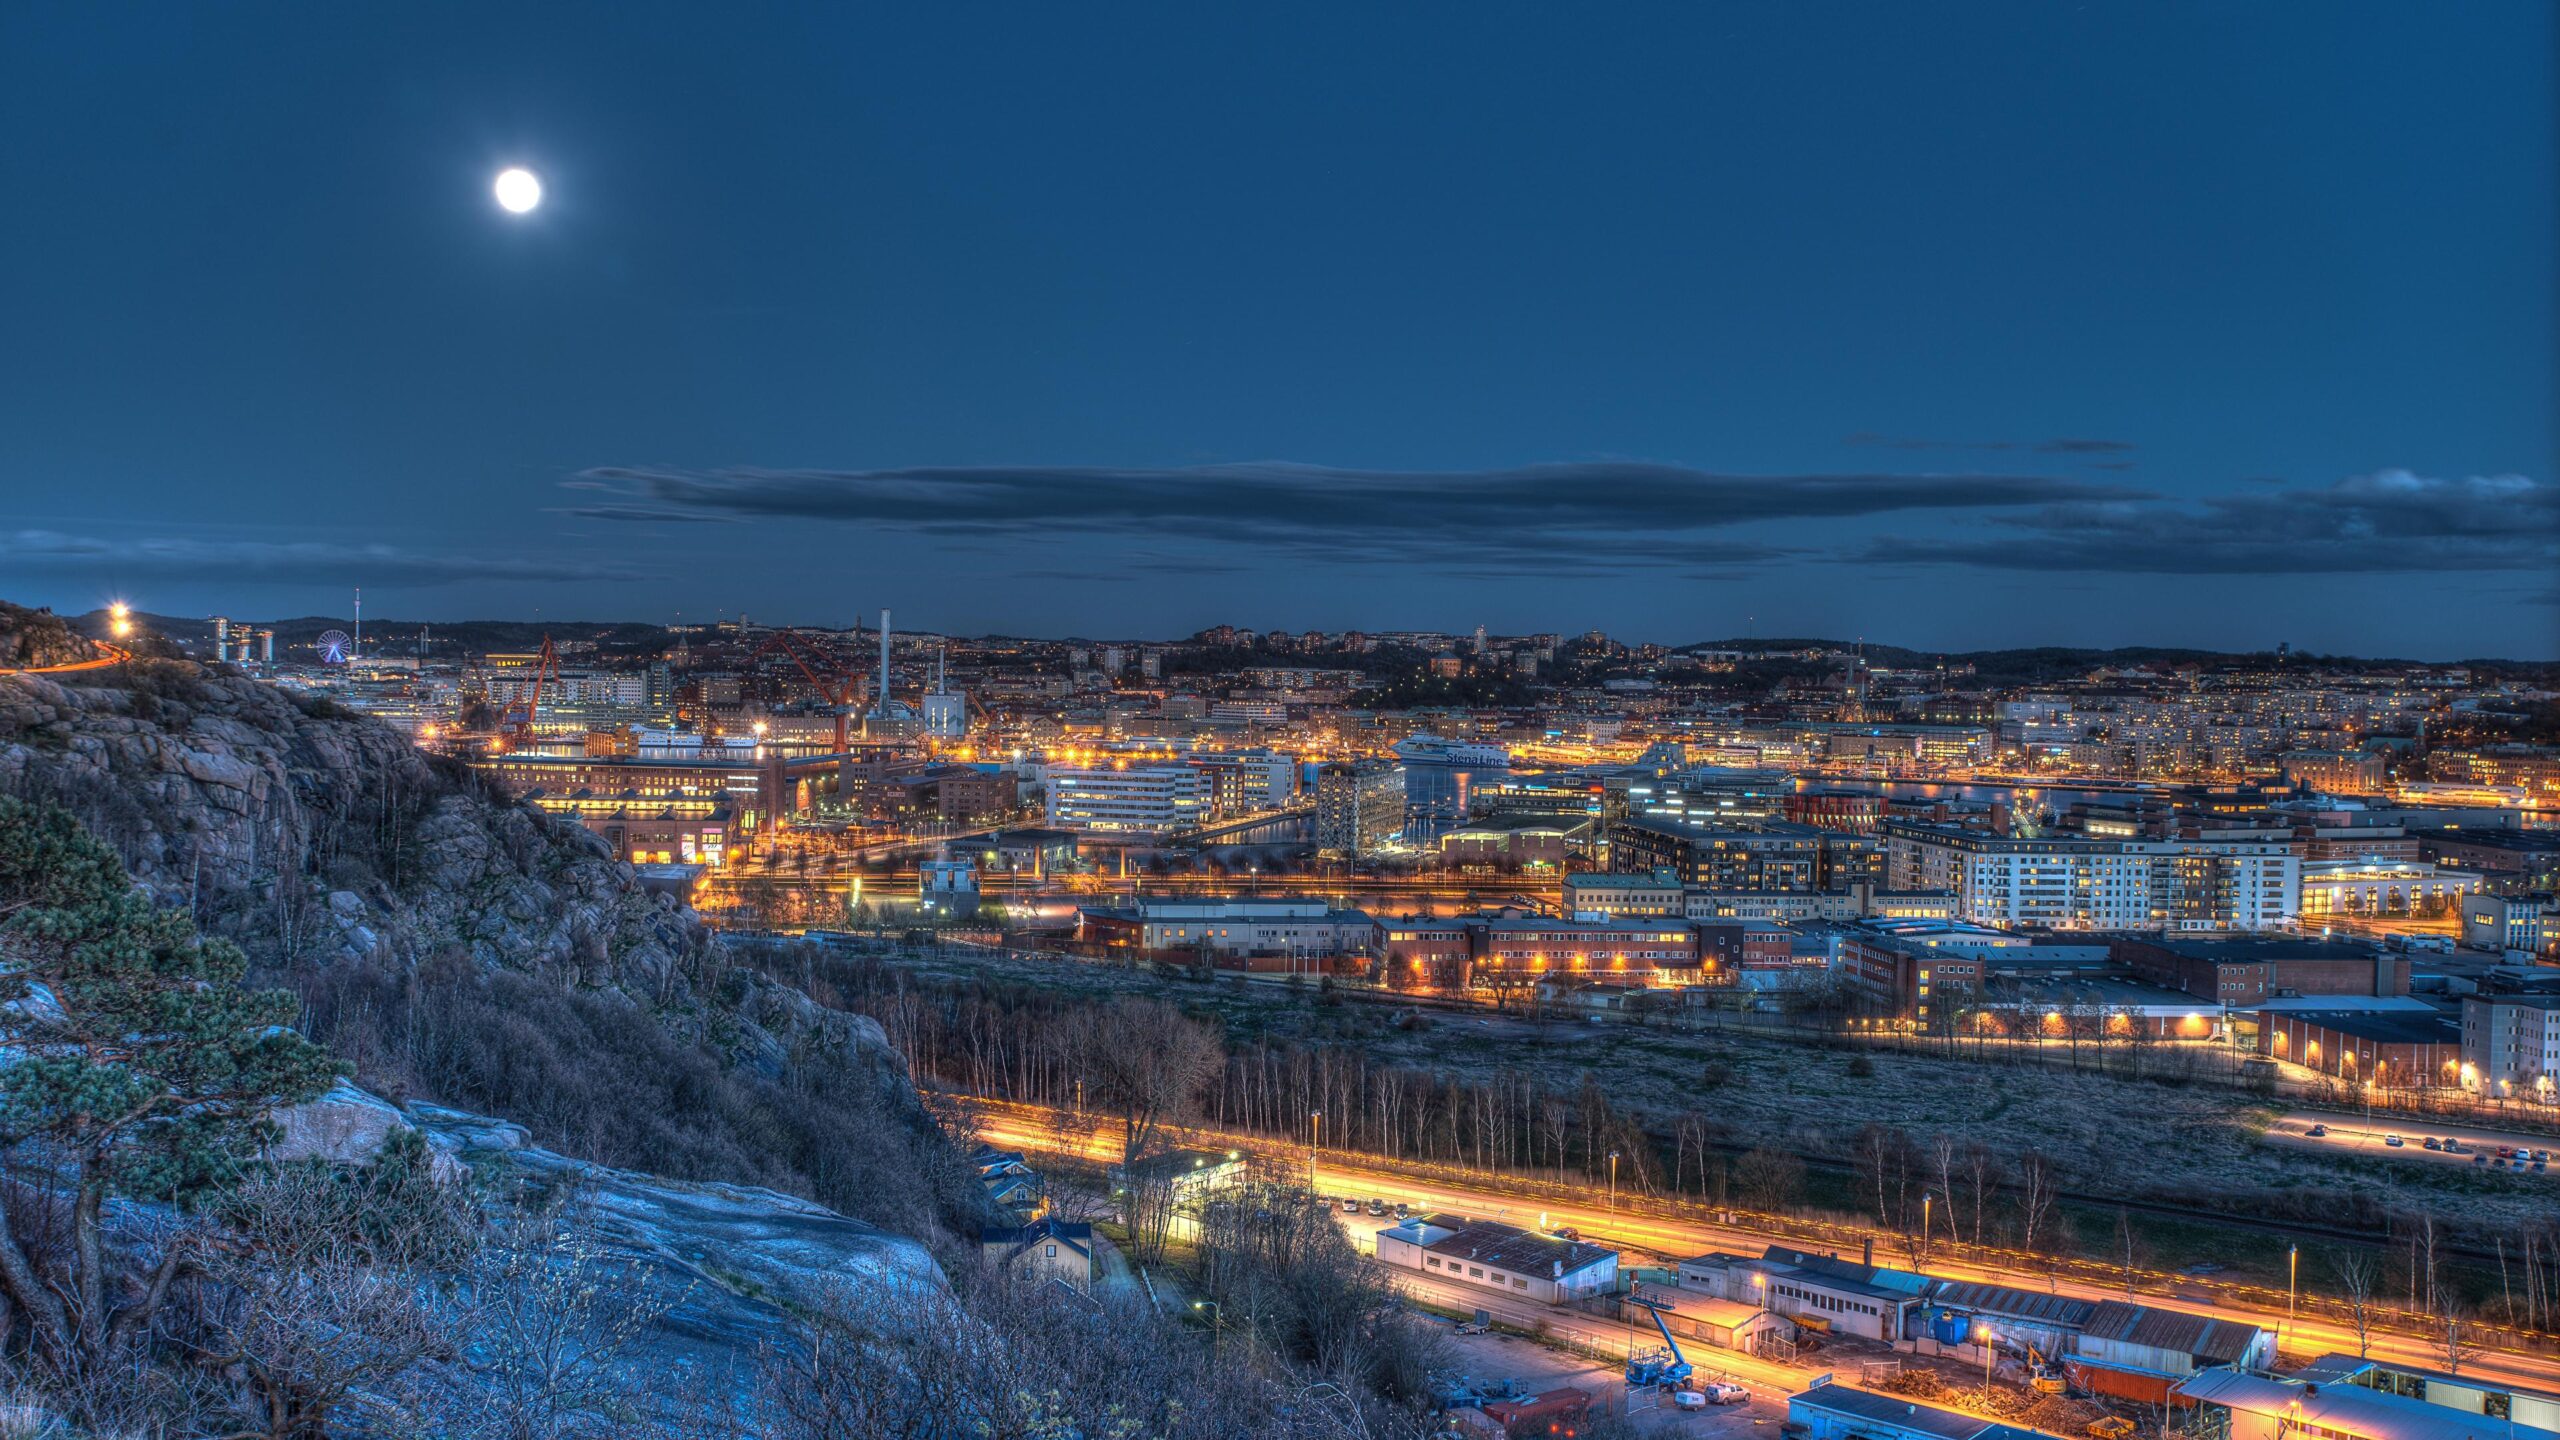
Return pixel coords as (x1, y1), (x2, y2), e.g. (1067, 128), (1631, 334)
(1788, 1380), (2061, 1440)
(1375, 1214), (1618, 1304)
(979, 1218), (1101, 1290)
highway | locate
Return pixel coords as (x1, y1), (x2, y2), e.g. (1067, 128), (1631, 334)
(970, 1101), (2560, 1395)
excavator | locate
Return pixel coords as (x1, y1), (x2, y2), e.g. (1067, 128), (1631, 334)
(1623, 1294), (1693, 1389)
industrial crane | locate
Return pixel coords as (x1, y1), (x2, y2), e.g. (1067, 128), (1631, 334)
(1623, 1294), (1693, 1388)
(499, 636), (559, 743)
(745, 631), (863, 750)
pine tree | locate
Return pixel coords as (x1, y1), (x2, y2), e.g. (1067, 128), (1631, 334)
(0, 794), (343, 1372)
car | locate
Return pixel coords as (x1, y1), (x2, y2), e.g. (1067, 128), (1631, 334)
(1395, 1202), (1411, 1218)
(2383, 1134), (2404, 1147)
(2423, 1137), (2440, 1150)
(1368, 1200), (1387, 1216)
(2305, 1124), (2328, 1137)
(1342, 1197), (1360, 1212)
(1552, 1226), (1581, 1242)
(1674, 1391), (1708, 1411)
(1699, 1382), (1749, 1405)
(2535, 1150), (2551, 1162)
(2473, 1155), (2490, 1166)
(2535, 1161), (2547, 1173)
(2498, 1146), (2515, 1159)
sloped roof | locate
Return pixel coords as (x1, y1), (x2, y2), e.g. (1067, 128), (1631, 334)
(2082, 1302), (2264, 1364)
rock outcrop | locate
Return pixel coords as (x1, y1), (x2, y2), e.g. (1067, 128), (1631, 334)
(0, 663), (700, 988)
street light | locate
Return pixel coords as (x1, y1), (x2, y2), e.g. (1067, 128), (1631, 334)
(1193, 1299), (1223, 1359)
(1976, 1322), (1995, 1392)
(1609, 1151), (1621, 1206)
(1310, 1111), (1322, 1196)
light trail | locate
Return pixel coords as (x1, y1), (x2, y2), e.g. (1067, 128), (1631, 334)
(969, 1100), (2560, 1392)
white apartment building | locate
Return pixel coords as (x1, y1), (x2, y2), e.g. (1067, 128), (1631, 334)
(2460, 994), (2560, 1100)
(1885, 822), (2298, 932)
(1043, 765), (1207, 834)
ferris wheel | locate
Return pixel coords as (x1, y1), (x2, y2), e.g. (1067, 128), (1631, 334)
(316, 630), (352, 664)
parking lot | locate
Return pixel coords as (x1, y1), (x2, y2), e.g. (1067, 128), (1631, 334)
(1434, 1325), (1791, 1438)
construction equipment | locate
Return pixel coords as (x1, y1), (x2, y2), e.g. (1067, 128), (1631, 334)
(2026, 1346), (2066, 1395)
(1623, 1294), (1694, 1388)
(745, 630), (863, 750)
(498, 636), (559, 742)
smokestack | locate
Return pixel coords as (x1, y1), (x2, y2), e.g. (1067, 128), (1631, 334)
(878, 608), (891, 708)
(352, 588), (361, 661)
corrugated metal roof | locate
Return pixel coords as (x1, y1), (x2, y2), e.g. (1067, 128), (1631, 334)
(2082, 1301), (2264, 1364)
(1929, 1281), (2099, 1327)
(2176, 1368), (2560, 1440)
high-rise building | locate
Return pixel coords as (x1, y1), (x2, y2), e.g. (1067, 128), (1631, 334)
(1316, 761), (1403, 858)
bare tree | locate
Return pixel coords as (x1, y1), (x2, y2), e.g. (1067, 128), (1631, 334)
(1734, 1148), (1804, 1215)
(1082, 999), (1224, 1167)
(2327, 1248), (2379, 1359)
(2015, 1150), (2059, 1269)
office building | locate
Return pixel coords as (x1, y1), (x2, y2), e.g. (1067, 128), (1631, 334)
(1043, 765), (1207, 834)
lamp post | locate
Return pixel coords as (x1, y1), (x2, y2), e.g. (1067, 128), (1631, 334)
(1193, 1299), (1223, 1360)
(1977, 1323), (1995, 1392)
(2288, 1244), (2299, 1323)
(1310, 1111), (1322, 1196)
(1609, 1151), (1621, 1206)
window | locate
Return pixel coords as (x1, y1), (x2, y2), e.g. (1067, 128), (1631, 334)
(1045, 1244), (1057, 1258)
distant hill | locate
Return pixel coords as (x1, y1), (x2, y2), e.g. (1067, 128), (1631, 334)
(0, 601), (101, 670)
(1679, 637), (2559, 685)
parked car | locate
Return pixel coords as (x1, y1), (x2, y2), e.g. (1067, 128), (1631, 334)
(1699, 1382), (1749, 1405)
(2498, 1146), (2515, 1159)
(1395, 1202), (1411, 1218)
(2473, 1155), (2490, 1166)
(1342, 1197), (1361, 1212)
(2383, 1134), (2404, 1147)
(2423, 1137), (2441, 1150)
(2305, 1124), (2328, 1137)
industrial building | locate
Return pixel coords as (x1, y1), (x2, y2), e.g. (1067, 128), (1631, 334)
(1374, 1214), (1618, 1304)
(1788, 1381), (2059, 1440)
(2176, 1365), (2560, 1440)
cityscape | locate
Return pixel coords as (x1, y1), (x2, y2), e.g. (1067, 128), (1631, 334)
(1, 6), (2556, 1440)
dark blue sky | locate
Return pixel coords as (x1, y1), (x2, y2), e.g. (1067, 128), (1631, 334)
(4, 4), (2553, 655)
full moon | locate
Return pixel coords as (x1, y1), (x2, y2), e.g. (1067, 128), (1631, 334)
(493, 167), (542, 214)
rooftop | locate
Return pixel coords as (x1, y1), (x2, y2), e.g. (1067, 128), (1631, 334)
(2176, 1367), (2560, 1440)
(1388, 1214), (1616, 1278)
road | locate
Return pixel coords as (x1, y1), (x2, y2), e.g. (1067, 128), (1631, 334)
(2268, 1112), (2557, 1173)
(0, 641), (130, 676)
(971, 1103), (2560, 1395)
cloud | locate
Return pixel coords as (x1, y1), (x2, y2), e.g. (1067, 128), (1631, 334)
(547, 505), (744, 524)
(1862, 470), (2558, 575)
(564, 461), (2137, 577)
(0, 531), (654, 586)
(1845, 434), (2137, 456)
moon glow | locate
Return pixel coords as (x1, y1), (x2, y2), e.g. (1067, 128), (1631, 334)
(493, 167), (542, 214)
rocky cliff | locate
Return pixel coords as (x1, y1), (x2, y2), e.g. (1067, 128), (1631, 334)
(0, 650), (984, 1240)
(0, 660), (698, 988)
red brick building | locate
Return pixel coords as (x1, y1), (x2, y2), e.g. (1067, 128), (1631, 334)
(2111, 936), (2406, 1007)
(2258, 1009), (2462, 1089)
(1839, 935), (1981, 1025)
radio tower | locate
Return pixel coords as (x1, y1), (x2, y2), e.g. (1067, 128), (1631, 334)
(351, 588), (362, 663)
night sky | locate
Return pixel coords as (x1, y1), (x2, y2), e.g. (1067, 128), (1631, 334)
(3, 4), (2553, 656)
